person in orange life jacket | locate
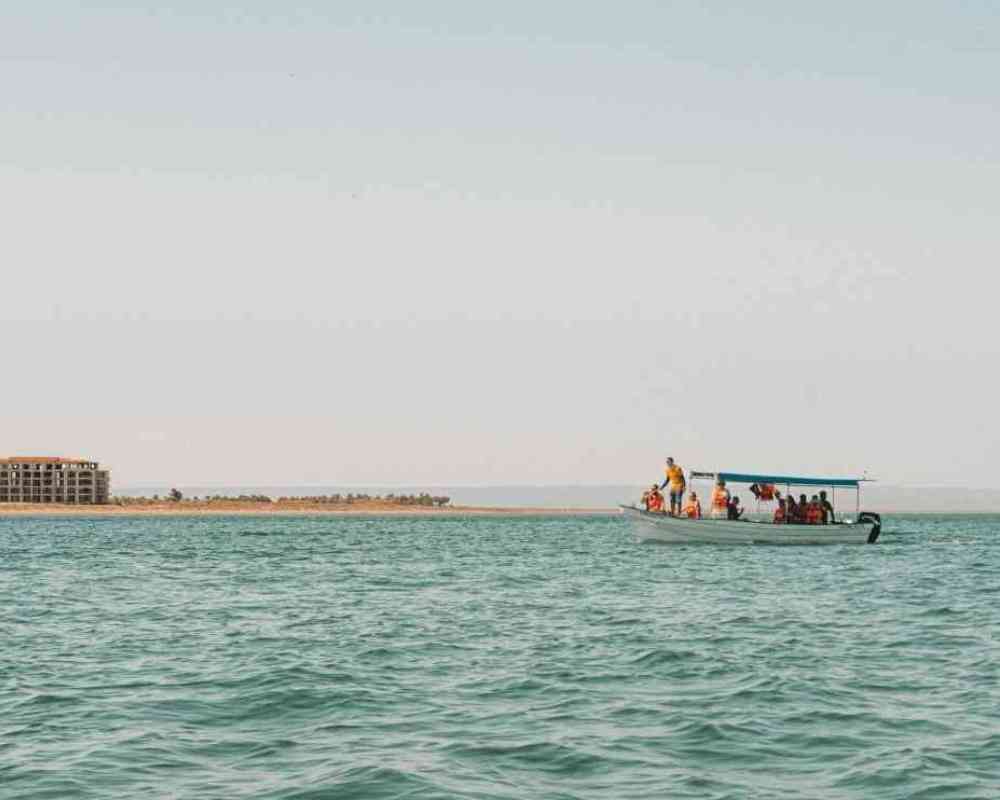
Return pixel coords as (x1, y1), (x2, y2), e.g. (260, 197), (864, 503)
(819, 490), (835, 523)
(642, 485), (662, 512)
(727, 495), (744, 520)
(773, 498), (788, 524)
(710, 478), (730, 519)
(796, 494), (809, 523)
(683, 492), (702, 518)
(806, 495), (823, 525)
(660, 457), (686, 516)
(646, 486), (665, 513)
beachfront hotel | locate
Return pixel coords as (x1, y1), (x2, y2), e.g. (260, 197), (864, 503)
(0, 457), (110, 504)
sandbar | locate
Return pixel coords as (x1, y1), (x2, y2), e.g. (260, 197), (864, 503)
(0, 501), (617, 517)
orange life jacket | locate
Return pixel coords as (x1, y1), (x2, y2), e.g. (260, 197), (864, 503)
(806, 504), (822, 524)
(773, 506), (786, 524)
(711, 488), (729, 510)
(648, 493), (664, 512)
(759, 483), (775, 501)
(684, 500), (701, 518)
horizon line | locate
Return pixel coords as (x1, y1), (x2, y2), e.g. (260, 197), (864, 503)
(114, 481), (992, 491)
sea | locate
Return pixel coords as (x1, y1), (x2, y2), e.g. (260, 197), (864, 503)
(3, 514), (998, 799)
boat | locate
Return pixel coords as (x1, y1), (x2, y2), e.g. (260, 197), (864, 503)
(621, 470), (882, 545)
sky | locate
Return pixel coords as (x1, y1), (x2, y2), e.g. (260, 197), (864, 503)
(2, 2), (998, 487)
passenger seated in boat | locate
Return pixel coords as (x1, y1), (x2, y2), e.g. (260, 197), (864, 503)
(727, 495), (744, 520)
(806, 495), (823, 525)
(784, 494), (798, 523)
(710, 479), (730, 519)
(819, 490), (835, 523)
(773, 498), (787, 524)
(644, 485), (665, 513)
(683, 492), (702, 519)
(796, 494), (809, 524)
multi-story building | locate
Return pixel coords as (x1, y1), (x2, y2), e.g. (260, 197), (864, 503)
(0, 457), (110, 504)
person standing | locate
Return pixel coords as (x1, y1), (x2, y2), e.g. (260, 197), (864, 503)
(710, 478), (731, 519)
(819, 490), (835, 524)
(660, 457), (686, 516)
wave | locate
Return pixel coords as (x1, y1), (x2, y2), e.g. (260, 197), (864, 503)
(5, 513), (1000, 799)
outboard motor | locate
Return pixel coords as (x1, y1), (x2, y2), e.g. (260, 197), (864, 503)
(859, 511), (882, 543)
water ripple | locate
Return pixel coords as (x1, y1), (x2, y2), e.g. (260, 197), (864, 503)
(3, 514), (999, 798)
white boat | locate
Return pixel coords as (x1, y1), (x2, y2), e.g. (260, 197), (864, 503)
(621, 506), (880, 544)
(624, 469), (882, 545)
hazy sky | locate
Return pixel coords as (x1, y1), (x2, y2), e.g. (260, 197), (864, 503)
(3, 2), (998, 486)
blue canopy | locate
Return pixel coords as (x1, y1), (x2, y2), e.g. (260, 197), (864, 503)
(691, 471), (866, 488)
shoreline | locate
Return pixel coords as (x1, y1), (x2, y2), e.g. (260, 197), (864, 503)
(0, 502), (619, 517)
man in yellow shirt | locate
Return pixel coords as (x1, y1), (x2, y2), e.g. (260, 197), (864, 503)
(660, 457), (686, 516)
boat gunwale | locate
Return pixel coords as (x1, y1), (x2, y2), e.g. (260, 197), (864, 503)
(620, 505), (879, 544)
(619, 505), (869, 527)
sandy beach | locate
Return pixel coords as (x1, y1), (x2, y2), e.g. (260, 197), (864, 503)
(0, 501), (617, 517)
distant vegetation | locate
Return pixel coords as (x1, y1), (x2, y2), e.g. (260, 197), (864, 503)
(113, 492), (451, 507)
(275, 493), (451, 507)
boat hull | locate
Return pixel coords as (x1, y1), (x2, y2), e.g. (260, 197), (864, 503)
(621, 506), (879, 544)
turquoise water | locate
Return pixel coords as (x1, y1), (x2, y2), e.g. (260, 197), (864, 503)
(3, 515), (998, 799)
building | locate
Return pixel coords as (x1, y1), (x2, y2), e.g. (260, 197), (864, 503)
(0, 457), (110, 504)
